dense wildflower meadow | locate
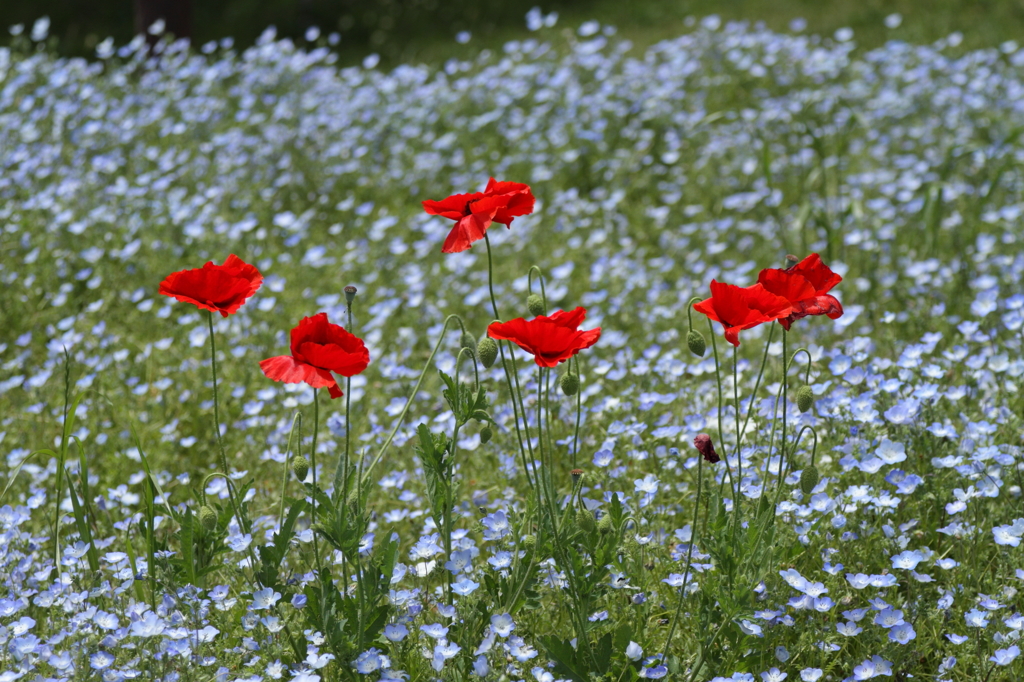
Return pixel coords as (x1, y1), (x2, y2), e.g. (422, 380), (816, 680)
(5, 10), (1024, 681)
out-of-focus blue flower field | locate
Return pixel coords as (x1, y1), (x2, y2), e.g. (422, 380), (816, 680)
(3, 12), (1024, 682)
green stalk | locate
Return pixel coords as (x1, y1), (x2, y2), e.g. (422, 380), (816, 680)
(207, 311), (247, 535)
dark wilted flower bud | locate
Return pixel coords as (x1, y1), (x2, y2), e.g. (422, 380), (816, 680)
(291, 455), (311, 482)
(527, 293), (545, 317)
(570, 468), (584, 485)
(575, 508), (596, 533)
(694, 433), (720, 463)
(796, 385), (814, 413)
(597, 514), (613, 534)
(344, 285), (357, 305)
(686, 329), (706, 358)
(199, 505), (217, 531)
(560, 372), (580, 396)
(800, 466), (820, 495)
(460, 331), (477, 359)
(477, 337), (498, 368)
(480, 425), (493, 444)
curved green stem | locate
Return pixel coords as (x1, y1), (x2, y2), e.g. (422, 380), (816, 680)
(361, 314), (466, 486)
(207, 311), (247, 535)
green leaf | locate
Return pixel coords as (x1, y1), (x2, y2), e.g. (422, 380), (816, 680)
(538, 636), (589, 682)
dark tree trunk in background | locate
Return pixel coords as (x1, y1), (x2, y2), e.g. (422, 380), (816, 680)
(134, 0), (191, 44)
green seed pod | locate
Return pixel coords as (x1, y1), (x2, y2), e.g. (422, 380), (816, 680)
(291, 455), (311, 482)
(560, 372), (580, 396)
(796, 385), (814, 413)
(199, 505), (217, 531)
(686, 329), (706, 358)
(521, 534), (537, 549)
(344, 285), (357, 305)
(575, 509), (596, 533)
(477, 337), (498, 369)
(480, 425), (493, 444)
(597, 514), (613, 534)
(800, 466), (820, 495)
(527, 294), (545, 317)
(460, 331), (477, 359)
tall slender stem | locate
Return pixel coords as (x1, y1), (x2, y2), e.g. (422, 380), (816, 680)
(708, 319), (737, 506)
(781, 328), (789, 486)
(733, 345), (742, 518)
(662, 452), (703, 660)
(207, 311), (246, 534)
(342, 302), (353, 506)
(309, 388), (325, 578)
(572, 356), (583, 470)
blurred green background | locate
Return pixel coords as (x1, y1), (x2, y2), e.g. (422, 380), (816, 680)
(3, 0), (1024, 64)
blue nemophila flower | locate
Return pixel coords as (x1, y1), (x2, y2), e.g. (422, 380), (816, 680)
(889, 622), (916, 644)
(836, 621), (863, 637)
(800, 669), (823, 681)
(251, 587), (282, 610)
(130, 612), (166, 637)
(965, 609), (990, 628)
(384, 624), (408, 641)
(639, 654), (668, 679)
(760, 668), (786, 682)
(353, 647), (389, 674)
(90, 650), (115, 670)
(626, 641), (644, 661)
(852, 656), (892, 680)
(890, 549), (925, 570)
(990, 645), (1020, 666)
(490, 613), (515, 637)
(420, 623), (449, 639)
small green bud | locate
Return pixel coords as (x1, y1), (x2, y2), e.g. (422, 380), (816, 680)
(344, 285), (357, 305)
(477, 337), (498, 368)
(796, 385), (814, 413)
(559, 372), (579, 396)
(480, 426), (493, 444)
(199, 505), (217, 531)
(686, 329), (706, 358)
(521, 534), (537, 549)
(527, 293), (545, 317)
(291, 455), (311, 482)
(575, 509), (596, 533)
(597, 514), (613, 534)
(800, 466), (820, 495)
(460, 331), (477, 359)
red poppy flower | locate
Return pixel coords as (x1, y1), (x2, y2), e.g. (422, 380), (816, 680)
(259, 313), (370, 399)
(693, 281), (793, 347)
(422, 178), (535, 253)
(694, 433), (720, 464)
(757, 253), (843, 330)
(487, 306), (601, 368)
(159, 254), (263, 317)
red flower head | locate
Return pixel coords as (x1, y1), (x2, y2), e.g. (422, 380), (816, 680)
(422, 178), (535, 253)
(692, 281), (793, 347)
(487, 307), (601, 368)
(757, 253), (843, 331)
(159, 254), (262, 317)
(694, 433), (720, 464)
(259, 313), (370, 399)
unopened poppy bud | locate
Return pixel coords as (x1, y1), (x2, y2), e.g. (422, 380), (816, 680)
(344, 285), (357, 305)
(597, 514), (613, 534)
(527, 294), (545, 317)
(800, 466), (820, 495)
(291, 455), (311, 482)
(480, 425), (493, 444)
(796, 385), (814, 413)
(694, 433), (720, 464)
(560, 372), (580, 396)
(199, 505), (217, 531)
(686, 329), (706, 358)
(521, 534), (537, 549)
(575, 509), (596, 533)
(477, 337), (498, 368)
(460, 331), (477, 359)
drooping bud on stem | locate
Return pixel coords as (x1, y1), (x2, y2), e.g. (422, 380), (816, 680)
(575, 508), (596, 533)
(477, 337), (498, 368)
(527, 293), (545, 317)
(291, 455), (311, 482)
(686, 329), (706, 358)
(694, 433), (720, 463)
(560, 372), (580, 396)
(799, 466), (820, 495)
(199, 505), (218, 531)
(480, 425), (493, 444)
(460, 331), (477, 359)
(796, 385), (814, 413)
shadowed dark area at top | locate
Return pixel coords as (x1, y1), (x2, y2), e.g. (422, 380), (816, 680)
(4, 0), (1024, 64)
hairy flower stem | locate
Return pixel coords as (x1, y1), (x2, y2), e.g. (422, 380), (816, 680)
(310, 388), (325, 580)
(662, 448), (703, 661)
(342, 301), (354, 506)
(361, 314), (464, 486)
(207, 311), (247, 535)
(572, 355), (583, 469)
(708, 318), (739, 507)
